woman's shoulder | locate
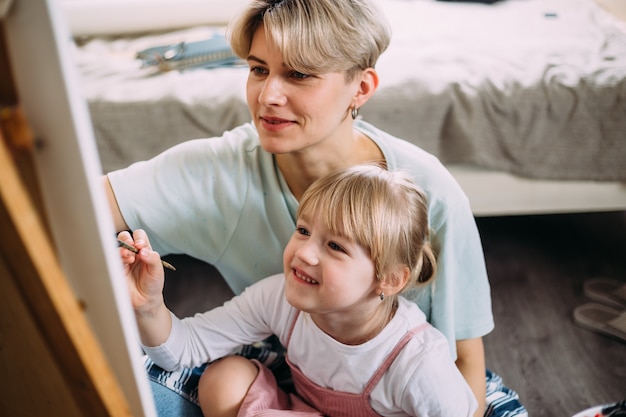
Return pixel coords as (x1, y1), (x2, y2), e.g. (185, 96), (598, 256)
(355, 119), (433, 154)
(355, 120), (452, 178)
(356, 120), (469, 214)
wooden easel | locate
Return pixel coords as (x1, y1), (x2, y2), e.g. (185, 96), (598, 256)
(0, 15), (133, 417)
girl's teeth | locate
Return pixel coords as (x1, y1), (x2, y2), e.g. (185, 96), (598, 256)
(296, 271), (318, 284)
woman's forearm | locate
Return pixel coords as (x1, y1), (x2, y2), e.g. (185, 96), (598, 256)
(456, 337), (486, 417)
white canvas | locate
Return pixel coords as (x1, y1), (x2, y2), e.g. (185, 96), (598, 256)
(2, 0), (156, 415)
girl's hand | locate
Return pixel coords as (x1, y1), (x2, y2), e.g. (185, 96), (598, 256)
(118, 229), (165, 315)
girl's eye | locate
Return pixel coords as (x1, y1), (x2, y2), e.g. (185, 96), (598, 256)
(328, 242), (346, 253)
(296, 227), (310, 236)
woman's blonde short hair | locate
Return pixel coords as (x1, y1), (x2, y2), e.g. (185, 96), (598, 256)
(297, 165), (437, 293)
(228, 0), (391, 80)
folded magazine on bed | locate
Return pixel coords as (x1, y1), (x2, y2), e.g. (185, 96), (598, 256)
(136, 34), (243, 72)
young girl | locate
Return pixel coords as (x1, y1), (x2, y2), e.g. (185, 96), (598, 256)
(121, 165), (477, 417)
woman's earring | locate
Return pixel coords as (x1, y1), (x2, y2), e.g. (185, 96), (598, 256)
(379, 292), (385, 301)
(351, 106), (359, 120)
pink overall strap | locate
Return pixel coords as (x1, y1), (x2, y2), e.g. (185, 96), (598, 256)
(362, 322), (431, 397)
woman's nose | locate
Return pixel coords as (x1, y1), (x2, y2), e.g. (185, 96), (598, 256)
(258, 75), (288, 106)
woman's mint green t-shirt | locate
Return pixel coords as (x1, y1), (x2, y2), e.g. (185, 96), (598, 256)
(107, 120), (494, 357)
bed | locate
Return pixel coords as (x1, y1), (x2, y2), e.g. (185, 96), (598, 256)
(66, 0), (626, 216)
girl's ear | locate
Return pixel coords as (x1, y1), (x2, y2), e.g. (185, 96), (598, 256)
(379, 265), (410, 297)
(353, 68), (379, 110)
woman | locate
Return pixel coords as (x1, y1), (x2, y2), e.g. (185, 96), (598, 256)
(104, 0), (523, 415)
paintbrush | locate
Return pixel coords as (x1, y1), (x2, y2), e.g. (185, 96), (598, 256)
(117, 238), (176, 271)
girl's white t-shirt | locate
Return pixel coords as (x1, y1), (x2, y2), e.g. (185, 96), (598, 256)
(144, 274), (478, 417)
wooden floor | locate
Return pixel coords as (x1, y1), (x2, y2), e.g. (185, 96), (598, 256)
(163, 210), (626, 417)
(478, 211), (626, 416)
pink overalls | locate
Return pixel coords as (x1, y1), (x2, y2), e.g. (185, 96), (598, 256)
(238, 311), (429, 417)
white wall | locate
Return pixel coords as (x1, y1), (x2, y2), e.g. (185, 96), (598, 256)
(61, 0), (248, 36)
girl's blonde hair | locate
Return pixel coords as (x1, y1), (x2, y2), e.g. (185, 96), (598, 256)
(228, 0), (391, 80)
(297, 165), (437, 294)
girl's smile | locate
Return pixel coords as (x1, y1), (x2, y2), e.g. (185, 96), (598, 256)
(292, 266), (319, 285)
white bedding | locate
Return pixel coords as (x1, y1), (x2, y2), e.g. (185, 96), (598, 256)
(71, 0), (626, 213)
(369, 0), (626, 181)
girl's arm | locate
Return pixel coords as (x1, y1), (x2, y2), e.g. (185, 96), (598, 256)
(118, 229), (172, 347)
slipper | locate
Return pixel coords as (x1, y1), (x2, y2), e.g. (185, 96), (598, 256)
(571, 404), (604, 417)
(573, 303), (626, 343)
(571, 401), (626, 417)
(583, 277), (626, 310)
(603, 401), (626, 417)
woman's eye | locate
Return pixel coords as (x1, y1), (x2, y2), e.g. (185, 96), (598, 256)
(296, 227), (310, 236)
(250, 66), (268, 76)
(328, 242), (346, 253)
(290, 71), (310, 80)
